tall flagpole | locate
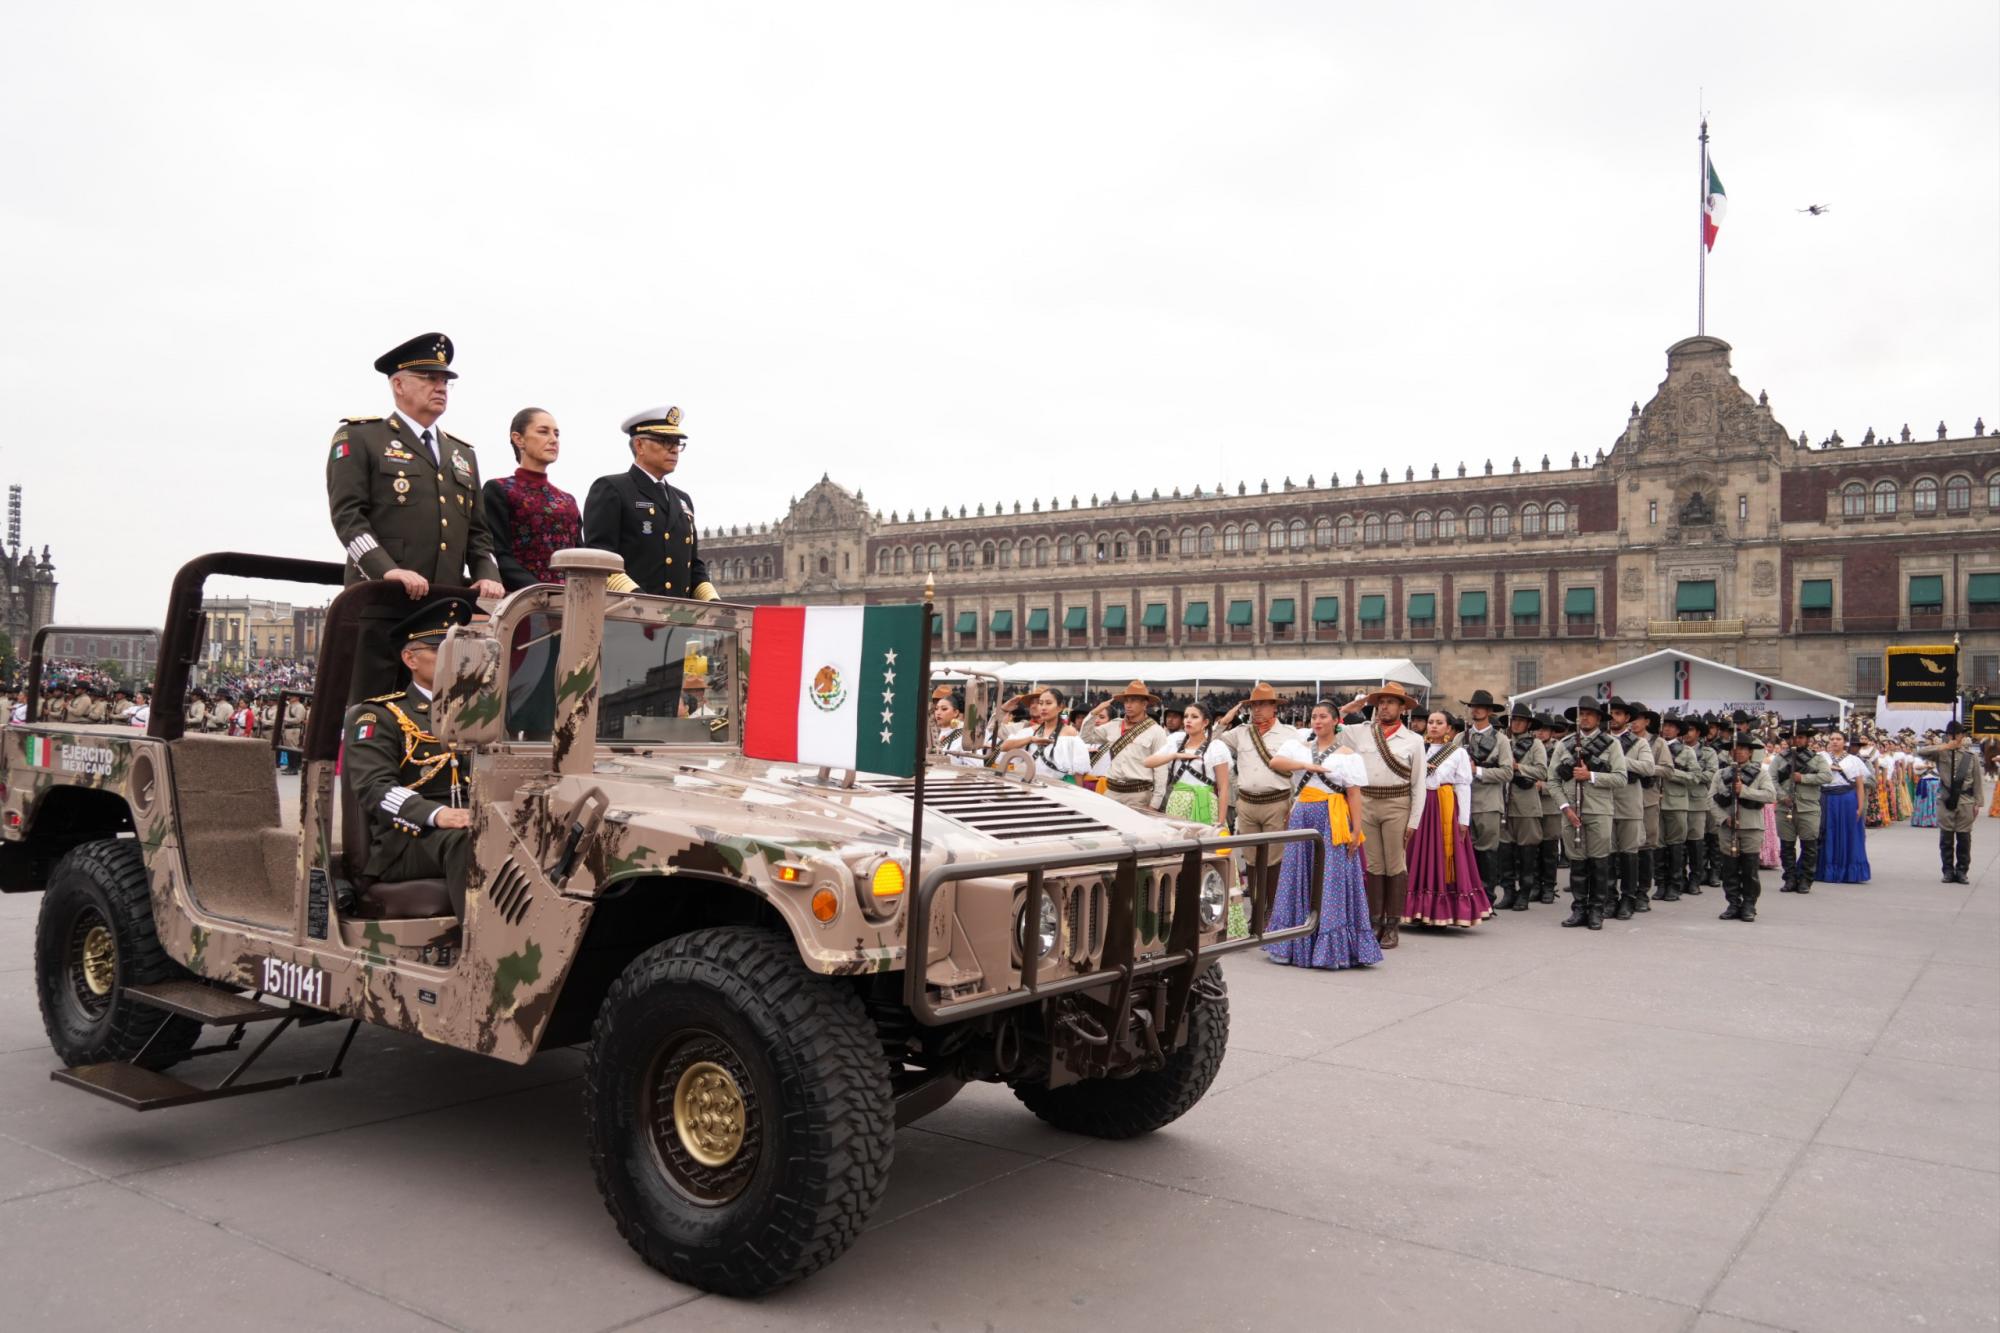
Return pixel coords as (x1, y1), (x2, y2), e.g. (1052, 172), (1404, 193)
(1698, 117), (1709, 336)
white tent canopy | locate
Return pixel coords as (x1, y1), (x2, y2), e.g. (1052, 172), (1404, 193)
(964, 657), (1432, 696)
(1514, 649), (1849, 722)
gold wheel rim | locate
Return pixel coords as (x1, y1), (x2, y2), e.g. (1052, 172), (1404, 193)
(80, 925), (115, 997)
(672, 1060), (747, 1168)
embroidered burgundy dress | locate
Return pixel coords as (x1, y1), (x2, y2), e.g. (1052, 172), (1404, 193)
(483, 467), (582, 590)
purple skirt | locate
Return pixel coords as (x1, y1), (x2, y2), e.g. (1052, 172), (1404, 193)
(1404, 790), (1492, 927)
(1263, 799), (1382, 970)
(1760, 803), (1781, 868)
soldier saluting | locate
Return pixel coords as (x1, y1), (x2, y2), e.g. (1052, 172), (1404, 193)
(327, 332), (504, 698)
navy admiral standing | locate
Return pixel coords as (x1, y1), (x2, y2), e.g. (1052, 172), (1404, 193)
(582, 405), (718, 601)
(327, 332), (503, 699)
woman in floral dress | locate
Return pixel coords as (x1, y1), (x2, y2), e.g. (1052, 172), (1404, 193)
(481, 408), (580, 736)
(1263, 701), (1380, 970)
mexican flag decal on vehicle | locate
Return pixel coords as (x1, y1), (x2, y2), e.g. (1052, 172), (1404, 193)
(744, 605), (927, 776)
(24, 736), (55, 767)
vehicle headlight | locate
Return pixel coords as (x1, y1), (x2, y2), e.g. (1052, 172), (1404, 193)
(858, 856), (907, 922)
(1199, 865), (1228, 927)
(1016, 892), (1059, 958)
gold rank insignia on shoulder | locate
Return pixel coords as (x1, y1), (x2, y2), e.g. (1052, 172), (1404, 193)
(340, 416), (383, 425)
(365, 691), (402, 703)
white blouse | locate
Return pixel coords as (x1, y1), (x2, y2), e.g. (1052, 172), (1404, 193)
(1163, 733), (1232, 789)
(1010, 725), (1092, 782)
(1830, 754), (1869, 788)
(1275, 735), (1369, 796)
(1425, 743), (1475, 825)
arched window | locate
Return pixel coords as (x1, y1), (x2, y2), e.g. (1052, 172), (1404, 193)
(929, 544), (942, 570)
(982, 541), (996, 567)
(1362, 513), (1382, 544)
(1945, 475), (1971, 512)
(1157, 529), (1172, 559)
(1385, 512), (1405, 543)
(1336, 515), (1356, 545)
(1288, 519), (1307, 548)
(818, 556), (830, 575)
(1547, 501), (1568, 535)
(1989, 474), (2000, 509)
(1177, 526), (1195, 556)
(1056, 536), (1073, 564)
(1521, 502), (1543, 537)
(911, 546), (926, 572)
(1222, 524), (1241, 553)
(1872, 480), (1898, 516)
(1137, 531), (1153, 558)
(1268, 522), (1287, 552)
(1413, 510), (1433, 541)
(946, 544), (962, 570)
(1490, 505), (1511, 537)
(1437, 510), (1458, 539)
(1198, 525), (1215, 555)
(1113, 531), (1130, 559)
(1466, 507), (1487, 538)
(1913, 477), (1938, 515)
(1314, 517), (1333, 548)
(1242, 521), (1261, 553)
(893, 548), (907, 574)
(875, 550), (889, 574)
(999, 540), (1013, 568)
(1093, 532), (1110, 561)
(1034, 538), (1050, 567)
(1842, 481), (1867, 517)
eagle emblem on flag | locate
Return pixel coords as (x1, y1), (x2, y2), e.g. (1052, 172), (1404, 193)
(809, 665), (848, 713)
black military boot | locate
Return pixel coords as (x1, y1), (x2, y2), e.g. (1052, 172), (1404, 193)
(1939, 831), (1957, 884)
(1954, 832), (1972, 884)
(1718, 839), (1740, 898)
(1632, 848), (1653, 911)
(1737, 854), (1762, 922)
(1718, 869), (1743, 920)
(1610, 851), (1633, 920)
(1561, 858), (1591, 927)
(1797, 839), (1818, 894)
(1537, 841), (1558, 902)
(1659, 843), (1682, 901)
(1703, 832), (1723, 886)
(1586, 858), (1610, 929)
(1778, 839), (1798, 892)
(1682, 839), (1705, 894)
(1508, 843), (1532, 910)
(1490, 843), (1516, 912)
(1649, 845), (1671, 900)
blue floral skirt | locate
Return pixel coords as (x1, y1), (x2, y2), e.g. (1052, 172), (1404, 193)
(1817, 787), (1871, 883)
(1263, 799), (1382, 970)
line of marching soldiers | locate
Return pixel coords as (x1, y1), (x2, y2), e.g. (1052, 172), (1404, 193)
(1459, 691), (1825, 930)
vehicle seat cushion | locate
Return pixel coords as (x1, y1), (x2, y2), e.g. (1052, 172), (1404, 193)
(355, 878), (453, 920)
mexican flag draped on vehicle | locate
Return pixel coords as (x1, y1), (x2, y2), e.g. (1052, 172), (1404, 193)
(743, 605), (927, 776)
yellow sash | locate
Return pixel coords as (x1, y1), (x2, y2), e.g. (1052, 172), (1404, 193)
(1438, 784), (1457, 886)
(1296, 787), (1362, 847)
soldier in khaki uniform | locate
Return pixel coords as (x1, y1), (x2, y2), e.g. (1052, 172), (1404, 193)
(1606, 697), (1655, 919)
(1080, 681), (1172, 811)
(1497, 701), (1547, 911)
(1654, 713), (1704, 902)
(1531, 712), (1567, 903)
(1773, 725), (1833, 893)
(281, 696), (307, 750)
(1551, 696), (1629, 930)
(1219, 682), (1298, 836)
(1715, 732), (1778, 921)
(1334, 682), (1427, 942)
(205, 692), (233, 734)
(1633, 706), (1670, 901)
(1459, 690), (1514, 905)
(326, 331), (504, 701)
(1917, 722), (1984, 884)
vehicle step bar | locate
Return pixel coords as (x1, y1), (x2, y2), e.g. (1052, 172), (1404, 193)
(126, 980), (292, 1026)
(51, 1006), (361, 1113)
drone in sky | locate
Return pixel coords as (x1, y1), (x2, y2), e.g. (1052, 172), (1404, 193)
(1797, 204), (1833, 216)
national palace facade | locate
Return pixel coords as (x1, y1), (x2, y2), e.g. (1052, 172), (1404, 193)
(699, 337), (2000, 708)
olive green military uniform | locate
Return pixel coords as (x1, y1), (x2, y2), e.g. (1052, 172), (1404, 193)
(1713, 740), (1779, 921)
(1496, 710), (1547, 910)
(1549, 703), (1629, 930)
(1462, 718), (1512, 891)
(327, 414), (499, 591)
(1655, 720), (1704, 902)
(342, 684), (472, 918)
(1533, 718), (1568, 903)
(1688, 721), (1721, 891)
(1773, 737), (1832, 893)
(1607, 709), (1654, 919)
(1916, 733), (1984, 884)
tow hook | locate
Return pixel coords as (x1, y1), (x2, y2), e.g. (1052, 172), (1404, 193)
(1053, 1003), (1109, 1048)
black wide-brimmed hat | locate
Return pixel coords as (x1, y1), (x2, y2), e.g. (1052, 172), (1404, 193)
(1507, 700), (1536, 723)
(1534, 711), (1564, 731)
(1605, 695), (1633, 716)
(1461, 689), (1503, 710)
(374, 331), (457, 379)
(1730, 730), (1758, 751)
(1573, 694), (1604, 716)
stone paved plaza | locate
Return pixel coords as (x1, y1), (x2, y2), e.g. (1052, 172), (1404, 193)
(2, 821), (1994, 1333)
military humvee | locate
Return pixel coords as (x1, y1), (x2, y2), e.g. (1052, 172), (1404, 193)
(6, 549), (1322, 1296)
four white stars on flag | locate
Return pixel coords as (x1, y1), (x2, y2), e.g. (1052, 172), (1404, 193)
(879, 647), (898, 744)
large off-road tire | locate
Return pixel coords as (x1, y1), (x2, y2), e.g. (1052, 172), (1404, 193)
(34, 839), (200, 1071)
(585, 926), (893, 1296)
(1013, 966), (1230, 1139)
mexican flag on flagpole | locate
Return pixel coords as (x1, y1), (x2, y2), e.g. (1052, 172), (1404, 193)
(1702, 157), (1727, 251)
(743, 604), (928, 776)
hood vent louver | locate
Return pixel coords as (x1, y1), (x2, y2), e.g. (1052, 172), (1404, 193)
(488, 859), (533, 926)
(867, 774), (1115, 841)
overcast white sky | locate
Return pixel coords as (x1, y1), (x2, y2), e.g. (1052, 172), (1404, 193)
(4, 2), (1995, 626)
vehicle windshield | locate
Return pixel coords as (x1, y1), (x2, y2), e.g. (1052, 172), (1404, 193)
(505, 612), (738, 746)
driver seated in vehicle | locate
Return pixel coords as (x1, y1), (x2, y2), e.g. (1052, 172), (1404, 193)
(342, 598), (476, 917)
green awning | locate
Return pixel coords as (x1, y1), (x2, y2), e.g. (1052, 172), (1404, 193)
(931, 612), (944, 637)
(954, 611), (977, 634)
(1104, 605), (1129, 630)
(1564, 587), (1596, 616)
(1908, 575), (1944, 607)
(1675, 581), (1715, 614)
(1063, 606), (1088, 631)
(1511, 588), (1541, 617)
(1968, 573), (2000, 605)
(1182, 601), (1210, 628)
(1799, 579), (1833, 611)
(1311, 596), (1339, 624)
(1141, 603), (1168, 629)
(1459, 590), (1487, 618)
(1269, 598), (1296, 625)
(1026, 608), (1050, 632)
(1358, 594), (1386, 623)
(1408, 592), (1436, 620)
(990, 609), (1013, 632)
(1225, 600), (1254, 626)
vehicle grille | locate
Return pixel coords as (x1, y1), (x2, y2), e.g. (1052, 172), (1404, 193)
(868, 774), (1114, 841)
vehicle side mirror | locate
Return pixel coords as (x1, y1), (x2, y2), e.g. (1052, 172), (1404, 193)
(432, 623), (505, 749)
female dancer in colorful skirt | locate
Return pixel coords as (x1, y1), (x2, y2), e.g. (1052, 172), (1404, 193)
(1912, 760), (1940, 827)
(1819, 734), (1872, 883)
(1263, 700), (1380, 970)
(1146, 702), (1232, 830)
(1759, 799), (1782, 869)
(1403, 710), (1491, 928)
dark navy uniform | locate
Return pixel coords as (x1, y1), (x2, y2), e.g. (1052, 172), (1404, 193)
(582, 405), (716, 600)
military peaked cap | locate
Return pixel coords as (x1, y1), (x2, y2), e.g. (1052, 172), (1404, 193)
(622, 405), (687, 438)
(374, 331), (457, 379)
(392, 597), (475, 647)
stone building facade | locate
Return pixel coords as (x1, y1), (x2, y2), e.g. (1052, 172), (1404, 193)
(0, 544), (58, 652)
(700, 337), (2000, 707)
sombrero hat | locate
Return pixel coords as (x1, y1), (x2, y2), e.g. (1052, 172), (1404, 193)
(1108, 679), (1161, 704)
(1245, 681), (1282, 703)
(1365, 681), (1419, 707)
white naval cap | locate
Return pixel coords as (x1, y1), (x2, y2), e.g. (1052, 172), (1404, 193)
(621, 405), (686, 437)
